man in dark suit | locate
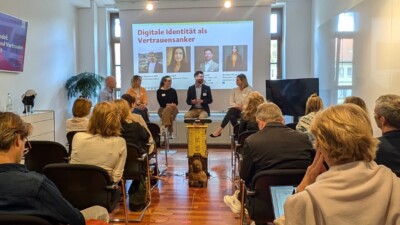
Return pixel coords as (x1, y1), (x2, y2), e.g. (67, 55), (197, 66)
(146, 52), (162, 73)
(184, 71), (213, 118)
(374, 94), (400, 171)
(223, 102), (313, 214)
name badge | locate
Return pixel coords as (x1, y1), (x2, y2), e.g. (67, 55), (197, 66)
(162, 93), (166, 97)
(203, 93), (207, 96)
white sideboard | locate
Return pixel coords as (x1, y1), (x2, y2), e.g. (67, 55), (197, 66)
(20, 110), (55, 141)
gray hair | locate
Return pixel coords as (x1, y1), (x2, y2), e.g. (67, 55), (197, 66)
(375, 94), (400, 128)
(255, 102), (283, 123)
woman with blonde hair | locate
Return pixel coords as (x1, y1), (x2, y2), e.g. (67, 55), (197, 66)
(66, 98), (92, 132)
(279, 104), (400, 225)
(126, 75), (150, 122)
(211, 74), (252, 137)
(70, 102), (127, 183)
(237, 91), (266, 135)
(296, 93), (323, 133)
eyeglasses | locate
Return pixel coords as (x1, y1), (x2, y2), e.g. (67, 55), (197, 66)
(23, 138), (31, 156)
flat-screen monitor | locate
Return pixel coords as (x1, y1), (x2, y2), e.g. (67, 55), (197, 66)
(265, 78), (319, 117)
(0, 12), (28, 73)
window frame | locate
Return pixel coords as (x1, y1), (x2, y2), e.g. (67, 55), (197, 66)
(270, 7), (283, 80)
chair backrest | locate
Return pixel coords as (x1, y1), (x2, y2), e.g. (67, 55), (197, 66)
(124, 143), (147, 180)
(233, 123), (240, 140)
(238, 130), (257, 146)
(43, 163), (120, 212)
(146, 122), (160, 148)
(24, 141), (69, 174)
(285, 122), (298, 130)
(66, 131), (81, 157)
(0, 214), (58, 225)
(246, 169), (306, 223)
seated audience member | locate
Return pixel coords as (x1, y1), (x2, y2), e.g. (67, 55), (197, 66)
(279, 104), (400, 225)
(157, 75), (178, 137)
(70, 102), (127, 183)
(184, 71), (213, 119)
(296, 93), (323, 133)
(66, 98), (92, 132)
(224, 102), (313, 214)
(211, 74), (252, 138)
(237, 91), (265, 135)
(126, 75), (150, 122)
(343, 96), (368, 113)
(374, 94), (400, 171)
(0, 112), (109, 224)
(121, 94), (154, 154)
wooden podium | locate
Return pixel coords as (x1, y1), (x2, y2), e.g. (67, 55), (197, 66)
(186, 123), (209, 187)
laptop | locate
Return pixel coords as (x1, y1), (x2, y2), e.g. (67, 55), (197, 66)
(270, 185), (297, 219)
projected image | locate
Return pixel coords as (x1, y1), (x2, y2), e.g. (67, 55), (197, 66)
(166, 46), (191, 73)
(132, 21), (253, 89)
(223, 45), (247, 71)
(138, 51), (163, 73)
(195, 46), (219, 72)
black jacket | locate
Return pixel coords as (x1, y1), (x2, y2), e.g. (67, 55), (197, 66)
(186, 84), (213, 116)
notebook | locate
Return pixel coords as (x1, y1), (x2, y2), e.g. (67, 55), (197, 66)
(270, 185), (297, 219)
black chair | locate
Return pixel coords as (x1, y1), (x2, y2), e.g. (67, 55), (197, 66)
(233, 130), (258, 181)
(0, 215), (58, 225)
(285, 122), (298, 130)
(66, 131), (81, 157)
(43, 163), (120, 213)
(230, 124), (240, 171)
(111, 143), (150, 224)
(24, 141), (69, 174)
(239, 169), (306, 225)
(147, 122), (164, 178)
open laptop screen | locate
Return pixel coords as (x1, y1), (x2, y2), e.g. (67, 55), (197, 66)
(270, 185), (296, 219)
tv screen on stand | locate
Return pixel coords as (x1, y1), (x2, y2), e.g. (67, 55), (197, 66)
(265, 78), (319, 118)
(0, 12), (28, 73)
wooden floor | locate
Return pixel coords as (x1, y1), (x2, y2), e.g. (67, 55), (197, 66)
(109, 147), (241, 225)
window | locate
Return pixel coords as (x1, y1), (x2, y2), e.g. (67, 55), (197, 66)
(270, 8), (283, 80)
(110, 13), (121, 95)
(335, 12), (355, 104)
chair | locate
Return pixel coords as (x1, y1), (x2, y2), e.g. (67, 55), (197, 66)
(111, 143), (151, 224)
(233, 130), (258, 181)
(230, 124), (240, 171)
(285, 122), (298, 130)
(24, 141), (69, 174)
(146, 122), (164, 177)
(43, 163), (120, 213)
(0, 214), (58, 225)
(66, 131), (80, 157)
(239, 169), (306, 225)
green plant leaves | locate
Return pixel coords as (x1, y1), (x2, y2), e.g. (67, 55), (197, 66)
(65, 72), (105, 99)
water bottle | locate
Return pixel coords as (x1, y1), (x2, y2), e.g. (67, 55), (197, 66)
(6, 93), (13, 112)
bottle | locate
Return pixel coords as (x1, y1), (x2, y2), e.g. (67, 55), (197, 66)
(6, 93), (13, 112)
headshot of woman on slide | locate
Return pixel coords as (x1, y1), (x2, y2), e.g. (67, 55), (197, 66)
(224, 45), (244, 71)
(167, 47), (190, 73)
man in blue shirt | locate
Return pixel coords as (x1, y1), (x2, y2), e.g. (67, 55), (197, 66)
(0, 112), (109, 224)
(98, 76), (116, 102)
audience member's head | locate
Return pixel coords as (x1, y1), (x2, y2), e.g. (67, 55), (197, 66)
(0, 112), (32, 162)
(236, 74), (249, 89)
(105, 76), (116, 89)
(88, 102), (121, 137)
(121, 94), (135, 109)
(374, 94), (400, 131)
(242, 91), (266, 121)
(305, 93), (323, 114)
(114, 99), (131, 121)
(344, 96), (368, 113)
(72, 98), (92, 117)
(310, 104), (377, 166)
(255, 102), (284, 129)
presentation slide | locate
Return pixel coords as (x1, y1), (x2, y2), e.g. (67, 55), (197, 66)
(0, 12), (28, 73)
(132, 21), (253, 90)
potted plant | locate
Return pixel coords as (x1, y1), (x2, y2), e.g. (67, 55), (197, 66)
(65, 72), (105, 99)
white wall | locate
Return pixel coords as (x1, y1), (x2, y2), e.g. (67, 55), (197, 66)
(313, 0), (400, 136)
(0, 0), (77, 143)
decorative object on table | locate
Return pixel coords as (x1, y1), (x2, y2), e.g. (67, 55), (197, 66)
(21, 89), (37, 113)
(65, 72), (105, 99)
(188, 159), (207, 187)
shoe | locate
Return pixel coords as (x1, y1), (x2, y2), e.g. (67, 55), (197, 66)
(223, 194), (241, 214)
(210, 133), (222, 138)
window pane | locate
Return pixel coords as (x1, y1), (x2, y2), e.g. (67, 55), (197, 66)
(338, 63), (353, 86)
(338, 12), (354, 32)
(114, 43), (121, 65)
(337, 89), (352, 104)
(270, 14), (277, 34)
(339, 39), (353, 62)
(115, 65), (121, 88)
(270, 63), (278, 80)
(115, 18), (121, 38)
(270, 40), (278, 63)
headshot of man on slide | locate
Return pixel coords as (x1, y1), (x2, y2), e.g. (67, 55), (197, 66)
(146, 51), (163, 73)
(198, 47), (219, 72)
